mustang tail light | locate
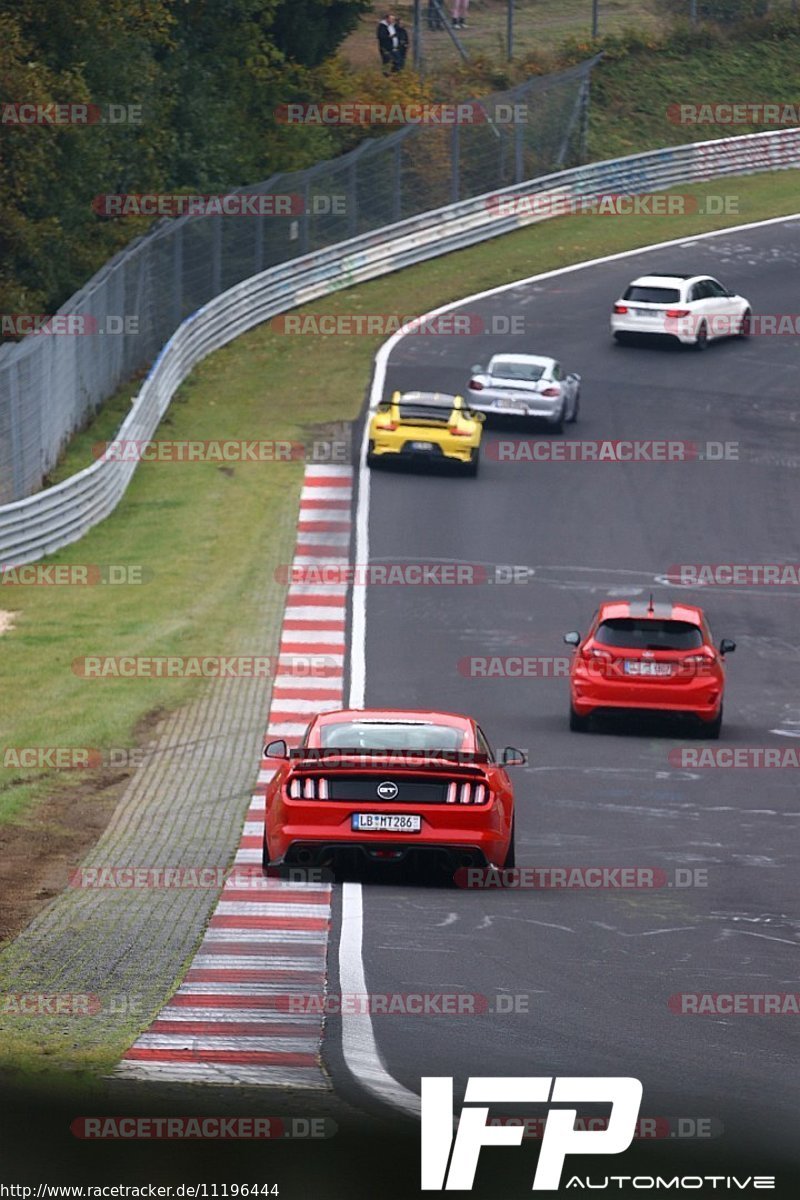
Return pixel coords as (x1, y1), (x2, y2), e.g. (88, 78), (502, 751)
(374, 418), (398, 431)
(469, 379), (483, 390)
(449, 425), (473, 436)
(613, 304), (628, 314)
(540, 386), (560, 397)
(289, 776), (329, 799)
(446, 780), (488, 805)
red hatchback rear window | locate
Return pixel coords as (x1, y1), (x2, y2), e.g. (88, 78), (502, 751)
(595, 619), (704, 651)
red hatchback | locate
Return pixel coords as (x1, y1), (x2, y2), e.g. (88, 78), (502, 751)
(262, 709), (524, 875)
(565, 599), (735, 737)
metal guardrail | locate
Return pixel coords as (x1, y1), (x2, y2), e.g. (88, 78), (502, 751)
(1, 127), (798, 565)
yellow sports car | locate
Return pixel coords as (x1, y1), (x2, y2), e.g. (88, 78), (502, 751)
(367, 391), (484, 475)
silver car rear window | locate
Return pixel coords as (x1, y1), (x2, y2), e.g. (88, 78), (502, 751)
(491, 361), (546, 381)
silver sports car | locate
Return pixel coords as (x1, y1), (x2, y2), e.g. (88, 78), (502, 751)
(467, 354), (580, 431)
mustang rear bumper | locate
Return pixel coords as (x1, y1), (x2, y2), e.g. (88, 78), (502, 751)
(267, 800), (510, 870)
(273, 840), (491, 871)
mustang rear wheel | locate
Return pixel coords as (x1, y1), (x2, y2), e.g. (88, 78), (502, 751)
(503, 818), (516, 869)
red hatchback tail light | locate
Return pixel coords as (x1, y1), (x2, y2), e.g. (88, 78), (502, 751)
(613, 304), (628, 314)
(665, 309), (690, 318)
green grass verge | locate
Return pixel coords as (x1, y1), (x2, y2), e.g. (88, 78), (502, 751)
(1, 169), (798, 830)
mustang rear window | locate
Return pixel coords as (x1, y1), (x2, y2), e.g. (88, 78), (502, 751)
(490, 361), (546, 381)
(622, 286), (681, 304)
(320, 721), (465, 751)
(595, 619), (704, 651)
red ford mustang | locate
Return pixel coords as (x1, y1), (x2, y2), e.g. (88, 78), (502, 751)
(262, 708), (525, 875)
(565, 598), (735, 737)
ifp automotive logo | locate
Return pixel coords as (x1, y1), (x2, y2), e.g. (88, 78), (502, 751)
(421, 1076), (643, 1191)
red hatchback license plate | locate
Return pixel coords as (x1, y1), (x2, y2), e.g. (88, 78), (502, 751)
(624, 660), (672, 676)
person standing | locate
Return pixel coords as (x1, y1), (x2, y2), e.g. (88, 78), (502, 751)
(393, 16), (409, 71)
(377, 12), (398, 73)
(428, 0), (445, 30)
(452, 0), (469, 28)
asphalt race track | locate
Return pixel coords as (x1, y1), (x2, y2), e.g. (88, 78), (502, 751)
(341, 218), (800, 1172)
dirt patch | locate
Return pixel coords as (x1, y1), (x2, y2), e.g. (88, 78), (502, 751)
(0, 611), (16, 636)
(0, 708), (167, 947)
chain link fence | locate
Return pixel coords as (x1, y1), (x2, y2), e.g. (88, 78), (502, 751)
(0, 55), (599, 505)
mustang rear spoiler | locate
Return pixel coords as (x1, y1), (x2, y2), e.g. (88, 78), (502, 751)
(288, 747), (490, 768)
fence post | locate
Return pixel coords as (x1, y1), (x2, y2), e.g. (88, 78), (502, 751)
(393, 139), (403, 223)
(514, 108), (524, 182)
(172, 222), (183, 329)
(254, 204), (264, 274)
(592, 0), (599, 37)
(507, 0), (514, 61)
(8, 366), (24, 501)
(211, 218), (222, 296)
(690, 0), (698, 21)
